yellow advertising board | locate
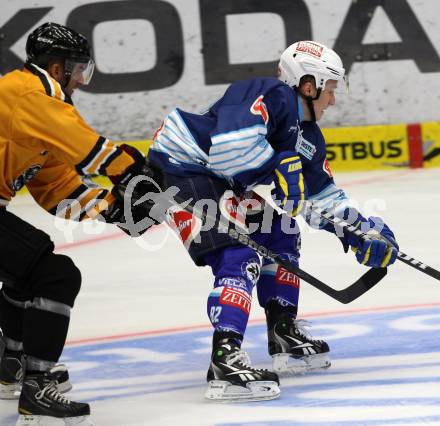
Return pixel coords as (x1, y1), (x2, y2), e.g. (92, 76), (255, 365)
(321, 124), (409, 172)
(140, 124), (412, 174)
(14, 122), (440, 197)
(421, 122), (440, 169)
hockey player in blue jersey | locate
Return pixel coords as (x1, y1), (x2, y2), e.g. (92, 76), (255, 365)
(148, 40), (399, 401)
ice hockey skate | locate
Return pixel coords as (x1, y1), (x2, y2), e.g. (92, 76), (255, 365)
(205, 342), (280, 402)
(15, 368), (92, 426)
(0, 355), (72, 400)
(269, 315), (331, 375)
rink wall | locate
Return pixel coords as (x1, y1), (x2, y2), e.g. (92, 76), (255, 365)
(13, 118), (439, 196)
(1, 0), (440, 140)
(321, 124), (409, 172)
(81, 117), (439, 193)
(321, 120), (440, 171)
(117, 119), (440, 174)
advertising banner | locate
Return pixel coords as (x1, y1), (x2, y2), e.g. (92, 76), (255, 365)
(322, 124), (409, 171)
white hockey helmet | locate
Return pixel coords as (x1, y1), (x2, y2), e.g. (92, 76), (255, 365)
(278, 41), (346, 91)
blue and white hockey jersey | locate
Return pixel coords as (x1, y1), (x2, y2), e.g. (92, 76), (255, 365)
(149, 77), (350, 211)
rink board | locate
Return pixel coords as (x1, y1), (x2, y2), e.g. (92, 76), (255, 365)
(3, 306), (439, 426)
(14, 120), (440, 196)
(322, 124), (410, 172)
(422, 121), (440, 168)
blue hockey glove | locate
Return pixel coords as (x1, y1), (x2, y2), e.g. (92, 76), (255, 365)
(343, 216), (399, 268)
(271, 151), (306, 217)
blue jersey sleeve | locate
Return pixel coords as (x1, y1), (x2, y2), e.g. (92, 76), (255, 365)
(298, 122), (366, 233)
(207, 78), (301, 190)
(150, 77), (304, 192)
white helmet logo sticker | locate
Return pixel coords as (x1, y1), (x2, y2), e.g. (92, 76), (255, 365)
(296, 41), (324, 57)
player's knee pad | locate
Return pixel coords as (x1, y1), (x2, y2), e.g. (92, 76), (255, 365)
(0, 209), (53, 287)
(2, 284), (74, 321)
(0, 256), (80, 320)
(0, 210), (54, 291)
(29, 252), (82, 310)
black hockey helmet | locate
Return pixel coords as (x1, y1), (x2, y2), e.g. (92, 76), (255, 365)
(26, 22), (91, 64)
(26, 22), (95, 86)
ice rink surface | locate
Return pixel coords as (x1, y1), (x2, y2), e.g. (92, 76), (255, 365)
(1, 168), (440, 425)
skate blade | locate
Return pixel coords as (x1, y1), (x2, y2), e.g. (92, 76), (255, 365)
(305, 353), (331, 371)
(16, 414), (93, 426)
(272, 353), (331, 376)
(205, 380), (280, 402)
(0, 382), (21, 400)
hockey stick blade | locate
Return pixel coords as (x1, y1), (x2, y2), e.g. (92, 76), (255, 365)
(150, 189), (387, 303)
(314, 207), (440, 282)
(232, 230), (387, 304)
(277, 257), (387, 304)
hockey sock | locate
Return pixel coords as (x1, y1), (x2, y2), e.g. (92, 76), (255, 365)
(23, 308), (70, 363)
(212, 330), (243, 353)
(257, 256), (300, 314)
(265, 299), (297, 330)
(0, 289), (24, 345)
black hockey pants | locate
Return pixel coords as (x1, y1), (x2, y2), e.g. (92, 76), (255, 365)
(0, 208), (81, 364)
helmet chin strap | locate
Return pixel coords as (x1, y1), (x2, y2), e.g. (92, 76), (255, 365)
(301, 88), (321, 122)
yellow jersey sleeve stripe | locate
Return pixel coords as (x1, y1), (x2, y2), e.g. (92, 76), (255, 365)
(77, 189), (109, 221)
(88, 142), (118, 175)
(49, 184), (94, 218)
(75, 137), (130, 177)
(84, 192), (115, 221)
(51, 186), (110, 221)
(280, 156), (300, 165)
(290, 172), (305, 217)
(97, 149), (123, 175)
(274, 169), (288, 206)
(75, 136), (107, 175)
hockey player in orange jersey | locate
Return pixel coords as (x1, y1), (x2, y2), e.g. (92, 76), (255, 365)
(0, 22), (162, 426)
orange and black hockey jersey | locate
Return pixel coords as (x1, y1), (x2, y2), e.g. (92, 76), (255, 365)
(0, 63), (134, 220)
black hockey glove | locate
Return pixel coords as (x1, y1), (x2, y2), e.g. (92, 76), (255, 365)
(103, 144), (165, 237)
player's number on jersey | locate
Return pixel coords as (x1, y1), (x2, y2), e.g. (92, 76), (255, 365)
(210, 306), (222, 324)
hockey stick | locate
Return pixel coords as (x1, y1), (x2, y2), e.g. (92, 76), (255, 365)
(147, 189), (387, 304)
(313, 207), (440, 282)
